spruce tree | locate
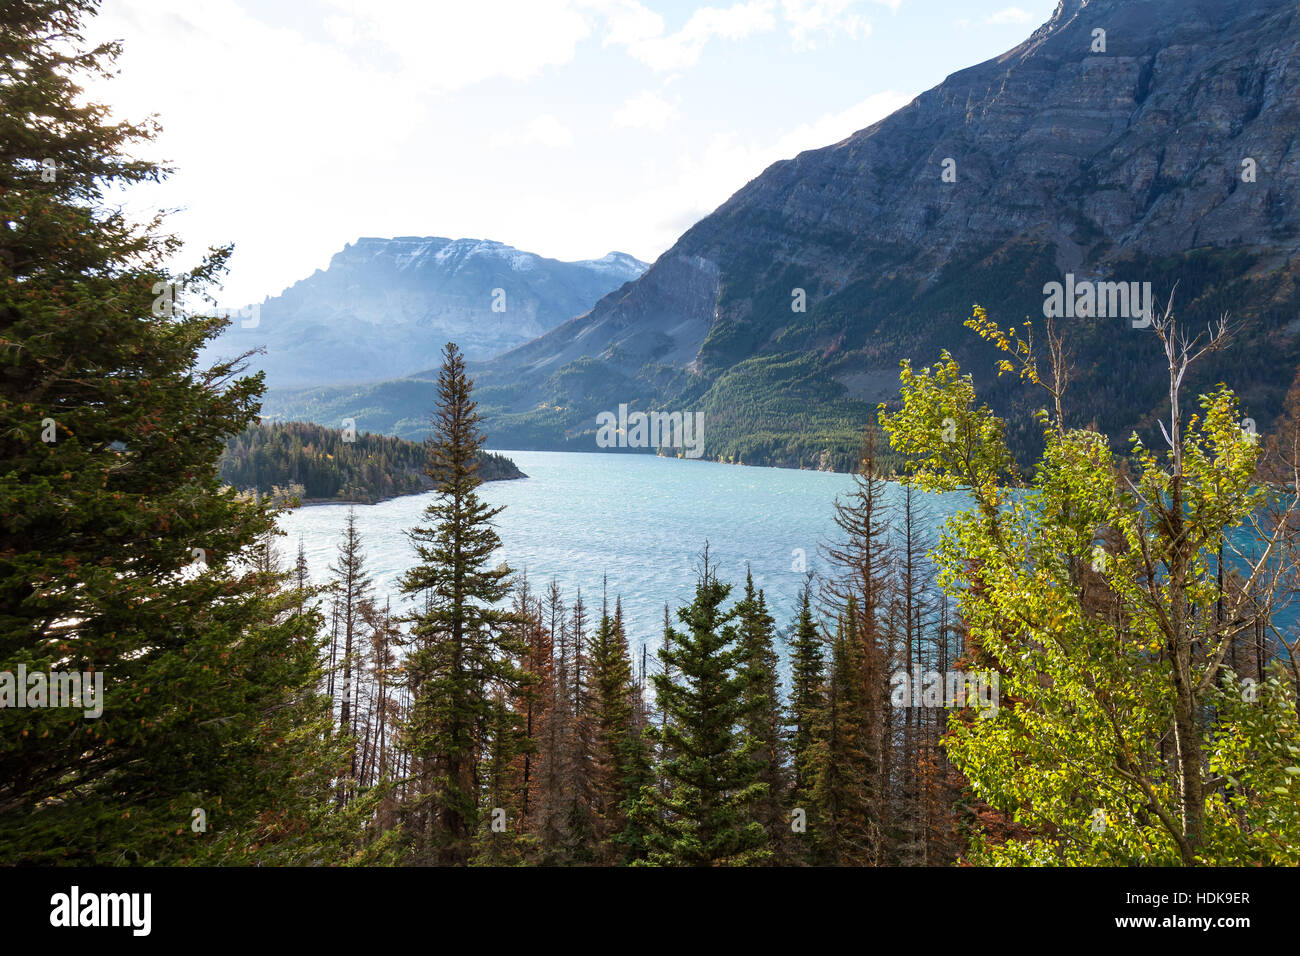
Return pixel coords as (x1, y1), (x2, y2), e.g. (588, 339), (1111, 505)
(0, 0), (349, 864)
(532, 578), (576, 862)
(294, 537), (310, 617)
(810, 602), (877, 864)
(613, 598), (656, 862)
(564, 590), (598, 861)
(397, 342), (524, 865)
(587, 593), (652, 863)
(472, 690), (526, 865)
(642, 550), (767, 866)
(507, 574), (550, 840)
(735, 568), (790, 862)
(788, 582), (825, 817)
(655, 602), (673, 796)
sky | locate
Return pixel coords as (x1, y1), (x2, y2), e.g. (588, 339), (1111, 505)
(84, 0), (1061, 305)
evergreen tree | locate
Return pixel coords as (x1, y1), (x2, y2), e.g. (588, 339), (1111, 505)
(0, 0), (351, 864)
(507, 574), (550, 841)
(587, 593), (653, 863)
(819, 433), (894, 861)
(328, 507), (371, 804)
(613, 598), (656, 862)
(809, 602), (877, 864)
(735, 568), (791, 862)
(641, 550), (767, 866)
(531, 578), (576, 862)
(655, 602), (673, 797)
(787, 582), (825, 821)
(564, 590), (598, 861)
(216, 419), (523, 504)
(821, 432), (893, 634)
(294, 536), (310, 617)
(397, 342), (524, 865)
(472, 690), (526, 865)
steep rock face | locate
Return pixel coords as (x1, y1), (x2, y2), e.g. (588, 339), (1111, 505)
(702, 0), (1297, 274)
(481, 252), (720, 400)
(676, 0), (1296, 353)
(269, 0), (1300, 463)
(204, 237), (646, 388)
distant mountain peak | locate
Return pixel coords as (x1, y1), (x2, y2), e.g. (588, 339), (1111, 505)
(331, 236), (647, 278)
(270, 0), (1300, 471)
(465, 0), (1300, 462)
(202, 235), (649, 388)
(577, 250), (651, 274)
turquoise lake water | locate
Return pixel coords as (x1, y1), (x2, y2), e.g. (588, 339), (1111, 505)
(277, 450), (966, 656)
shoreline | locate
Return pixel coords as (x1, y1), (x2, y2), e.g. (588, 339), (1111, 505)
(489, 445), (861, 476)
(291, 470), (528, 509)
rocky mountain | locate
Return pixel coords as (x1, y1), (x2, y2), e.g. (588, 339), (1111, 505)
(266, 0), (1300, 466)
(204, 237), (646, 388)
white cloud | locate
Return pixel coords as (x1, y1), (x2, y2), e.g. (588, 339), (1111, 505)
(613, 91), (678, 131)
(781, 0), (870, 50)
(324, 0), (592, 90)
(80, 0), (923, 306)
(85, 0), (421, 302)
(491, 114), (576, 149)
(322, 14), (360, 46)
(986, 7), (1035, 24)
(602, 0), (778, 71)
(769, 89), (913, 158)
(593, 0), (665, 48)
(614, 89), (912, 255)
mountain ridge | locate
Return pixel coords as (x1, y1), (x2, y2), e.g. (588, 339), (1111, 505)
(265, 0), (1300, 469)
(203, 236), (647, 389)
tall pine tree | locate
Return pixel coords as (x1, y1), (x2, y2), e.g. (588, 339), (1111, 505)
(810, 602), (878, 864)
(397, 342), (524, 865)
(328, 507), (371, 805)
(736, 568), (791, 862)
(787, 582), (825, 823)
(587, 592), (652, 863)
(0, 0), (350, 864)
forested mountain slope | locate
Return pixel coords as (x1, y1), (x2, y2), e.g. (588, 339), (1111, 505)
(268, 0), (1300, 468)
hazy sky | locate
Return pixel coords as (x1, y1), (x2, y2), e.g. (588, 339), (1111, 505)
(85, 0), (1060, 305)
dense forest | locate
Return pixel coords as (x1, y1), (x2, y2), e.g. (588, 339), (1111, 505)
(248, 325), (1300, 867)
(4, 0), (1299, 872)
(217, 420), (524, 503)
